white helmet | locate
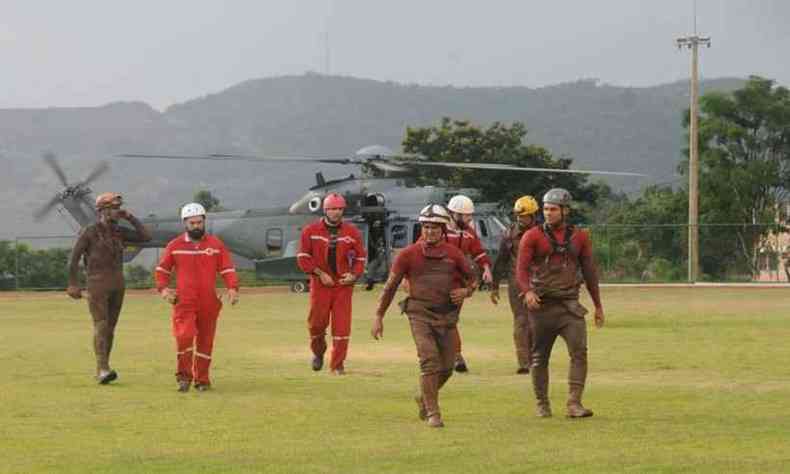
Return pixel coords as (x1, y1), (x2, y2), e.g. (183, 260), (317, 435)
(447, 195), (475, 215)
(418, 204), (451, 225)
(180, 202), (207, 220)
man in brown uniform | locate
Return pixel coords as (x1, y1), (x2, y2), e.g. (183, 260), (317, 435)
(67, 192), (151, 384)
(371, 204), (477, 428)
(490, 195), (539, 374)
(516, 188), (604, 418)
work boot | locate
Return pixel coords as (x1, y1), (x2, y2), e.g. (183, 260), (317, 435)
(97, 370), (118, 385)
(567, 384), (593, 418)
(420, 374), (441, 423)
(532, 367), (552, 418)
(516, 366), (530, 375)
(454, 354), (468, 373)
(194, 383), (211, 392)
(311, 355), (324, 371)
(331, 366), (345, 376)
(415, 393), (428, 421)
(426, 413), (444, 428)
(177, 380), (191, 393)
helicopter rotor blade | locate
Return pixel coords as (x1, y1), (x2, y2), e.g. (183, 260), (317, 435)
(392, 160), (647, 177)
(369, 161), (411, 173)
(116, 153), (352, 165)
(33, 195), (62, 221)
(79, 161), (110, 186)
(43, 152), (69, 186)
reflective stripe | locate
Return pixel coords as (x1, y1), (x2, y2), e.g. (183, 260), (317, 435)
(310, 235), (329, 242)
(172, 248), (221, 256)
(355, 257), (367, 261)
(336, 236), (356, 244)
(310, 335), (324, 339)
(195, 352), (212, 360)
(219, 268), (236, 275)
(177, 348), (193, 355)
(333, 336), (350, 340)
(155, 266), (171, 274)
(297, 253), (312, 258)
(474, 253), (487, 262)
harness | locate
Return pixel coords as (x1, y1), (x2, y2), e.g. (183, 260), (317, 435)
(540, 223), (578, 266)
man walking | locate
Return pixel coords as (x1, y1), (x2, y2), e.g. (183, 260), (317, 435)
(490, 195), (539, 374)
(445, 194), (492, 373)
(516, 188), (604, 418)
(297, 193), (367, 375)
(67, 192), (151, 384)
(372, 204), (478, 428)
(155, 202), (239, 392)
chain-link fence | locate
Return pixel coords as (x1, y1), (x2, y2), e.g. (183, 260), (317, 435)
(0, 235), (161, 290)
(2, 224), (788, 289)
(585, 224), (790, 283)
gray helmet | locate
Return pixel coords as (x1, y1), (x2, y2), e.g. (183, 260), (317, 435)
(542, 188), (572, 207)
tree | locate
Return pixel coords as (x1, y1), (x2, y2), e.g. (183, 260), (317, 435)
(193, 190), (223, 212)
(685, 76), (790, 277)
(401, 118), (601, 221)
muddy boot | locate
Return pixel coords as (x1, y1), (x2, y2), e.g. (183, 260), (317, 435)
(427, 413), (444, 428)
(97, 370), (117, 385)
(311, 355), (324, 371)
(414, 392), (428, 421)
(177, 380), (191, 393)
(531, 367), (552, 417)
(516, 366), (530, 375)
(566, 384), (593, 418)
(454, 354), (468, 373)
(421, 374), (442, 425)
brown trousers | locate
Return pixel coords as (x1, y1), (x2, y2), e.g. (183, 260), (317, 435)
(88, 279), (125, 374)
(528, 300), (588, 392)
(408, 316), (457, 417)
(507, 281), (532, 369)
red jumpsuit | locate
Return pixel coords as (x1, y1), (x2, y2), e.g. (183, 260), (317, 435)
(155, 233), (239, 385)
(297, 218), (367, 371)
(444, 227), (491, 356)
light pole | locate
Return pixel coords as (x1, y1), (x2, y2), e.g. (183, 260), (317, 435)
(676, 31), (710, 282)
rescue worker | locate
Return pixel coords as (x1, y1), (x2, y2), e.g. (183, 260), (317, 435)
(155, 202), (239, 392)
(490, 195), (540, 374)
(446, 194), (493, 373)
(67, 192), (152, 384)
(516, 188), (604, 418)
(372, 204), (477, 428)
(297, 193), (367, 375)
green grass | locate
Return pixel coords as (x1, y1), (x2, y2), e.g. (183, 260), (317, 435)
(1, 288), (789, 473)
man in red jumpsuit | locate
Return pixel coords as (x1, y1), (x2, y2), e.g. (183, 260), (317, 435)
(445, 195), (493, 373)
(297, 193), (367, 375)
(155, 202), (240, 392)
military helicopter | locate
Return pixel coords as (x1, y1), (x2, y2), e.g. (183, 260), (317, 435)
(36, 146), (644, 292)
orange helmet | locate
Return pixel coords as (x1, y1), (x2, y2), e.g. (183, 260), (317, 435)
(323, 193), (346, 210)
(95, 192), (122, 210)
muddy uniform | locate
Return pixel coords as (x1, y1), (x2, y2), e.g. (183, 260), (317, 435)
(516, 224), (601, 411)
(377, 241), (477, 419)
(68, 216), (151, 374)
(491, 222), (533, 370)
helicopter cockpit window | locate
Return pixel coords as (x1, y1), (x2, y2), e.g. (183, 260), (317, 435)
(477, 220), (489, 238)
(391, 225), (408, 249)
(265, 229), (283, 254)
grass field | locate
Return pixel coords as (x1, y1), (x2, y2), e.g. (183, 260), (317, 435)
(1, 287), (789, 473)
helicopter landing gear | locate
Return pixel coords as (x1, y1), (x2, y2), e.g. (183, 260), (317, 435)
(290, 280), (309, 293)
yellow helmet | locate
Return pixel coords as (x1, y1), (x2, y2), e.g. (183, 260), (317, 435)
(513, 195), (539, 216)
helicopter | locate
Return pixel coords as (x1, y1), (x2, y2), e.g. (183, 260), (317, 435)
(35, 146), (644, 292)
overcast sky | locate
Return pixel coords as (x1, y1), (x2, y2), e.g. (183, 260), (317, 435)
(1, 0), (788, 110)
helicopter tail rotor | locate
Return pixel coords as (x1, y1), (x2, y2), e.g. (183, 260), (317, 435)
(33, 152), (109, 222)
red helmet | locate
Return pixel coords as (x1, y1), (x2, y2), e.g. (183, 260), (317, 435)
(323, 193), (346, 210)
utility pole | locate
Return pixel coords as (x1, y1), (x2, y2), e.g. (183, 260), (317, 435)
(676, 5), (710, 283)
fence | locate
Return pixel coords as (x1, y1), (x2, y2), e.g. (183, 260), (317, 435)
(1, 224), (789, 289)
